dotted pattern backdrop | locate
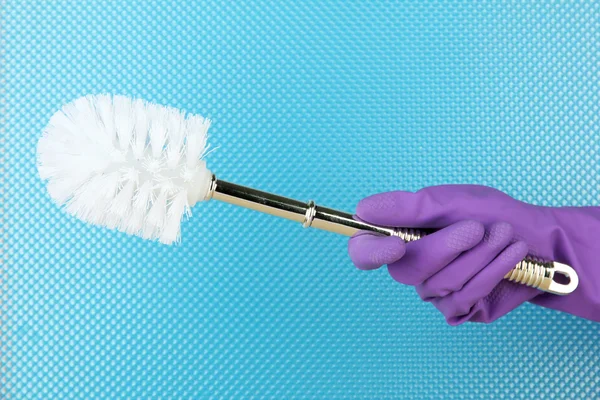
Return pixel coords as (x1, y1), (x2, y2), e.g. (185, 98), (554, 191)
(2, 1), (600, 399)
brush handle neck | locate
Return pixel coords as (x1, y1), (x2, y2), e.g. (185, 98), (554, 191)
(208, 176), (395, 237)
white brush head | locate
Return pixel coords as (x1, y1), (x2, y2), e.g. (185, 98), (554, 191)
(37, 94), (213, 244)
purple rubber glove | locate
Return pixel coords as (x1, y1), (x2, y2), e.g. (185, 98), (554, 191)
(349, 185), (600, 325)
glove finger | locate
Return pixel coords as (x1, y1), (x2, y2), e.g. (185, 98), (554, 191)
(356, 189), (456, 228)
(387, 220), (484, 285)
(417, 222), (514, 300)
(356, 190), (430, 228)
(446, 282), (539, 325)
(356, 185), (517, 229)
(433, 240), (529, 319)
(348, 233), (406, 271)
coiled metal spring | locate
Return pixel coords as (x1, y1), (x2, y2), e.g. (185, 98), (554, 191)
(395, 227), (423, 243)
(504, 258), (553, 288)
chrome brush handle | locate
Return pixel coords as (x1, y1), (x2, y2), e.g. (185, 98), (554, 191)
(206, 176), (579, 296)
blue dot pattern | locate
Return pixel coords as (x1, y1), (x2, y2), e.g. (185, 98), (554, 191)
(2, 1), (600, 398)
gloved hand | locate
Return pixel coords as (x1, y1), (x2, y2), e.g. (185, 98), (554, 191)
(348, 185), (600, 324)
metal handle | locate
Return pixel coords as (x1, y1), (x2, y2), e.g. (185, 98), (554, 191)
(206, 176), (579, 295)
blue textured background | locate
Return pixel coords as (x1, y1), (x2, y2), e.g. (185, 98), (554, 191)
(2, 1), (600, 398)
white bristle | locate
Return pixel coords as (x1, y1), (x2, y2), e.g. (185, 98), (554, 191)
(125, 180), (153, 235)
(37, 94), (213, 244)
(66, 174), (108, 221)
(87, 171), (121, 225)
(113, 96), (135, 151)
(132, 99), (150, 159)
(144, 188), (169, 239)
(148, 104), (169, 159)
(94, 95), (116, 145)
(106, 172), (138, 229)
(46, 168), (94, 205)
(166, 109), (186, 169)
(161, 190), (191, 244)
(74, 97), (113, 150)
(185, 115), (210, 169)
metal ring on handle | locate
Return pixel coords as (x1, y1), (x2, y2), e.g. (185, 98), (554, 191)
(302, 201), (317, 228)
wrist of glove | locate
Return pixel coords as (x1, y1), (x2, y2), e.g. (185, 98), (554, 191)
(348, 185), (600, 325)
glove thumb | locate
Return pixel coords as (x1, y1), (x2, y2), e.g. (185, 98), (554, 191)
(348, 233), (406, 271)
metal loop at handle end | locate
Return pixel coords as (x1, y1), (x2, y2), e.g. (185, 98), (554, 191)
(548, 262), (579, 295)
(503, 261), (578, 296)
